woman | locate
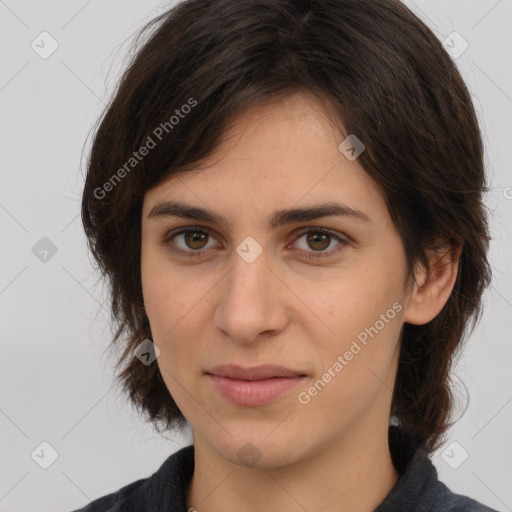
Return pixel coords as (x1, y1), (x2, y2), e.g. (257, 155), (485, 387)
(75, 0), (497, 510)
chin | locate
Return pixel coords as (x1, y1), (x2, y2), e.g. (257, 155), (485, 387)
(207, 431), (306, 470)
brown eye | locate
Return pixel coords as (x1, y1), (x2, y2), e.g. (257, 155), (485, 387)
(305, 232), (331, 251)
(183, 230), (209, 250)
(165, 228), (218, 256)
(292, 228), (347, 259)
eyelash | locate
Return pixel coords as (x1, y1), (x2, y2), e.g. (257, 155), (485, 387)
(162, 226), (347, 260)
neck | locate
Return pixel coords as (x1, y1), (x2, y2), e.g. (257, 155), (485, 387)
(186, 421), (399, 512)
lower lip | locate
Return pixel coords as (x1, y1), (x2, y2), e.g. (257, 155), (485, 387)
(207, 374), (305, 407)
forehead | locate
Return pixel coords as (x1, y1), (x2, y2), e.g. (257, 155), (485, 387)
(142, 92), (388, 225)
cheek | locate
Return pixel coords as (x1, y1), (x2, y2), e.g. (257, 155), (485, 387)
(141, 253), (205, 369)
(141, 246), (188, 330)
(309, 262), (404, 381)
(304, 265), (398, 335)
(307, 292), (403, 413)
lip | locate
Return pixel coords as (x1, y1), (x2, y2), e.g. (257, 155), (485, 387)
(206, 365), (307, 407)
(206, 364), (306, 380)
(207, 374), (306, 407)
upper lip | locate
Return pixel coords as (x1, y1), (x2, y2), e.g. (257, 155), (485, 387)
(206, 364), (306, 381)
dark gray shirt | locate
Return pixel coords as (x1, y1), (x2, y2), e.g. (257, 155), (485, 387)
(71, 426), (498, 511)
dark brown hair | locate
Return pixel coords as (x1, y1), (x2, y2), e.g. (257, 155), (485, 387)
(81, 0), (492, 453)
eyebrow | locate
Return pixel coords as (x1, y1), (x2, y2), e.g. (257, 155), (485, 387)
(147, 200), (371, 229)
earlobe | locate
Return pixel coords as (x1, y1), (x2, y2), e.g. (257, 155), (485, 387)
(403, 242), (462, 326)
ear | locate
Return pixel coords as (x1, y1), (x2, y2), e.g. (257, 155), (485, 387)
(403, 241), (462, 325)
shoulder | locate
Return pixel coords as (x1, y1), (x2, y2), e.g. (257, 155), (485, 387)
(381, 427), (499, 512)
(409, 462), (500, 512)
(68, 444), (195, 512)
(444, 490), (500, 512)
(69, 477), (149, 512)
(403, 456), (500, 512)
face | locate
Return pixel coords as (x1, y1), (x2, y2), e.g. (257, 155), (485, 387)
(140, 92), (412, 468)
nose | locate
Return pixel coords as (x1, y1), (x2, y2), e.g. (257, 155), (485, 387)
(213, 244), (290, 345)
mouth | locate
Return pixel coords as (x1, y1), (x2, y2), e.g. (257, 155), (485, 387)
(206, 364), (306, 380)
(205, 364), (307, 407)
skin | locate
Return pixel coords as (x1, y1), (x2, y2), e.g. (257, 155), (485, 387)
(140, 91), (460, 512)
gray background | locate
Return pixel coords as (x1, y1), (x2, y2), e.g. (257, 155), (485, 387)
(0, 1), (511, 511)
